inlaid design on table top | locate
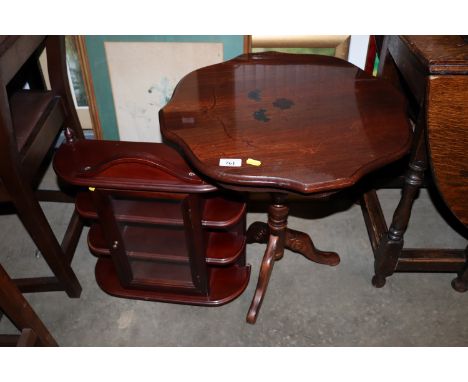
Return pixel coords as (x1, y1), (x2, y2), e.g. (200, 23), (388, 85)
(160, 52), (412, 194)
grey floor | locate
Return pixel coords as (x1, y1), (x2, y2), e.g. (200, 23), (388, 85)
(0, 169), (467, 346)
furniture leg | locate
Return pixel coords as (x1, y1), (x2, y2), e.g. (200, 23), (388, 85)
(247, 215), (340, 265)
(451, 245), (468, 292)
(5, 171), (81, 297)
(246, 235), (279, 324)
(60, 209), (84, 264)
(246, 193), (340, 323)
(246, 194), (288, 323)
(246, 221), (269, 244)
(285, 228), (340, 265)
(372, 115), (426, 288)
(0, 263), (58, 346)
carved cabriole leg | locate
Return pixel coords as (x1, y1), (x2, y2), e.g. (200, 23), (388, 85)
(246, 235), (279, 324)
(246, 193), (288, 324)
(246, 193), (341, 323)
(451, 245), (468, 292)
(247, 222), (340, 265)
(247, 222), (340, 266)
(246, 221), (269, 244)
(285, 228), (340, 266)
(247, 200), (340, 266)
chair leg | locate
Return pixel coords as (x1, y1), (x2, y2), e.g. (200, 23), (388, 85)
(0, 264), (58, 346)
(7, 177), (81, 297)
(61, 210), (84, 264)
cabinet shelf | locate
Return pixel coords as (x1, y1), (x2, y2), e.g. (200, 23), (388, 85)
(77, 192), (245, 228)
(95, 257), (251, 306)
(88, 223), (245, 266)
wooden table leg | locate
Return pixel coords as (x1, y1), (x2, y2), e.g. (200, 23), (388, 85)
(246, 235), (279, 324)
(372, 112), (427, 288)
(247, 223), (340, 265)
(246, 193), (288, 324)
(246, 193), (340, 324)
(285, 229), (340, 265)
(452, 245), (468, 292)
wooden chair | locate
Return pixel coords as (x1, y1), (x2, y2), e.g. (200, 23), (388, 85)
(53, 130), (251, 305)
(0, 263), (57, 346)
(0, 36), (84, 297)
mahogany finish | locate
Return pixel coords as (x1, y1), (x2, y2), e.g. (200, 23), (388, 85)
(160, 52), (412, 323)
(0, 36), (84, 297)
(53, 134), (251, 306)
(360, 36), (468, 290)
(161, 52), (411, 195)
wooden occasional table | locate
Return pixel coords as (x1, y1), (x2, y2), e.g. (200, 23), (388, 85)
(361, 36), (468, 291)
(160, 52), (412, 323)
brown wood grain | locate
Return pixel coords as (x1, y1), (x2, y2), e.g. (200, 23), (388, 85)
(402, 36), (468, 74)
(427, 75), (468, 226)
(160, 51), (412, 195)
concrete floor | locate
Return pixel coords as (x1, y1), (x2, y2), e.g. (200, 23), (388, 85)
(0, 170), (467, 346)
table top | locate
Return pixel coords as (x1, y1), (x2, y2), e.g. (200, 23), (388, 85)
(401, 36), (468, 74)
(160, 52), (412, 194)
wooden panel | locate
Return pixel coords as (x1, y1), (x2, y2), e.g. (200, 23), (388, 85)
(387, 35), (428, 105)
(205, 231), (245, 265)
(402, 36), (468, 74)
(396, 249), (466, 272)
(95, 257), (251, 306)
(129, 258), (195, 291)
(426, 75), (468, 226)
(0, 36), (45, 84)
(360, 189), (388, 253)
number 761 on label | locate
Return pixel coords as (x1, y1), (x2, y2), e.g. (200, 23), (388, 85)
(219, 158), (242, 167)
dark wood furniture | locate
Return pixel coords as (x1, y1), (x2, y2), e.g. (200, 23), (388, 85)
(160, 51), (412, 323)
(0, 36), (84, 297)
(360, 35), (468, 290)
(0, 263), (57, 346)
(53, 130), (250, 305)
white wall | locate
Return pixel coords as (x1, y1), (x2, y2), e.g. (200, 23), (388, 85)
(348, 35), (370, 69)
